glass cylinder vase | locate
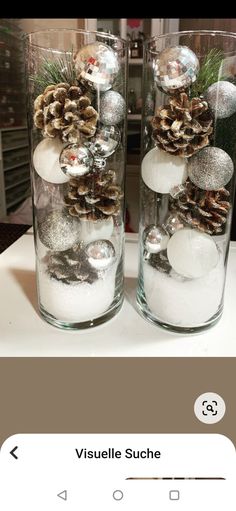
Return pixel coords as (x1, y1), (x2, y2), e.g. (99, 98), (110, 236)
(137, 30), (236, 333)
(25, 29), (127, 329)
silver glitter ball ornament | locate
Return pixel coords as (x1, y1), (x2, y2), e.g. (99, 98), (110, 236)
(38, 210), (80, 251)
(85, 239), (116, 270)
(205, 80), (236, 119)
(100, 91), (126, 125)
(74, 42), (120, 92)
(188, 146), (234, 191)
(143, 225), (169, 254)
(88, 125), (120, 158)
(154, 45), (199, 94)
(60, 143), (93, 177)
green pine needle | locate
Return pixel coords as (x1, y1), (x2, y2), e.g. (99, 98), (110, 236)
(190, 48), (225, 98)
(30, 52), (77, 95)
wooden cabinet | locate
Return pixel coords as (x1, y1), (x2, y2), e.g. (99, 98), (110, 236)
(0, 19), (30, 219)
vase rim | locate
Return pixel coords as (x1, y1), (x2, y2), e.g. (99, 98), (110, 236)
(24, 28), (127, 48)
(145, 29), (236, 46)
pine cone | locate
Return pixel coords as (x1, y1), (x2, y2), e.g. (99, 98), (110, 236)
(47, 245), (98, 284)
(152, 92), (213, 158)
(34, 82), (98, 143)
(170, 179), (230, 234)
(147, 250), (171, 274)
(64, 169), (123, 220)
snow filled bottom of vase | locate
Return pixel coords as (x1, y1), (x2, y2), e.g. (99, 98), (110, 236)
(37, 261), (123, 330)
(136, 255), (225, 333)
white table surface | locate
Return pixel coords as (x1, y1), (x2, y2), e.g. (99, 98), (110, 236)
(0, 230), (235, 357)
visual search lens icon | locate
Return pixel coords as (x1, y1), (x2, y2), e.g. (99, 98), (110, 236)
(202, 400), (218, 416)
(194, 392), (226, 424)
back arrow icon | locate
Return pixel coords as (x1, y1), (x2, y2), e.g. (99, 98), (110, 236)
(57, 490), (67, 501)
(10, 446), (18, 459)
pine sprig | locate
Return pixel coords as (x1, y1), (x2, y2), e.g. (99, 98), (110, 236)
(190, 49), (225, 98)
(30, 52), (77, 95)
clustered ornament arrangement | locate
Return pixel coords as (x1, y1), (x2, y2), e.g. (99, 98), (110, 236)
(32, 41), (125, 323)
(141, 45), (236, 328)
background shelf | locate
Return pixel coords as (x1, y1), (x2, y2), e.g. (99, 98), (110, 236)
(0, 127), (30, 218)
(128, 58), (143, 65)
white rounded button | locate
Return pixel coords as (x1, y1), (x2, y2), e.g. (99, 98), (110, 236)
(194, 392), (226, 424)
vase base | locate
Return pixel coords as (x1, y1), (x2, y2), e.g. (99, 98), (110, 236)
(38, 297), (123, 330)
(136, 292), (223, 334)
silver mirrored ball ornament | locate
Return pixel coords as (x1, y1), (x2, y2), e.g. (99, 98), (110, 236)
(85, 239), (116, 270)
(74, 42), (120, 92)
(162, 213), (184, 236)
(143, 225), (169, 254)
(154, 45), (199, 94)
(60, 143), (93, 177)
(88, 125), (120, 158)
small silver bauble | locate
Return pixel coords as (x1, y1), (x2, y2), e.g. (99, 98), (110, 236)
(154, 45), (199, 94)
(143, 225), (169, 254)
(100, 90), (126, 125)
(205, 80), (236, 119)
(188, 146), (234, 191)
(162, 213), (184, 236)
(60, 143), (93, 177)
(88, 125), (120, 158)
(169, 184), (186, 199)
(74, 42), (120, 92)
(85, 239), (116, 270)
(38, 210), (80, 251)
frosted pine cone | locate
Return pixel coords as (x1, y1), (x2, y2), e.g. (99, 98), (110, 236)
(148, 250), (171, 274)
(152, 92), (213, 158)
(64, 170), (123, 220)
(170, 179), (230, 234)
(33, 82), (98, 143)
(47, 245), (98, 284)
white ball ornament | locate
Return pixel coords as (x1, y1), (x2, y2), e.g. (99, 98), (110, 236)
(205, 80), (236, 119)
(167, 228), (219, 279)
(141, 147), (187, 194)
(33, 138), (69, 184)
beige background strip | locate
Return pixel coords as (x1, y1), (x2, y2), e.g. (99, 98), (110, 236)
(0, 358), (235, 446)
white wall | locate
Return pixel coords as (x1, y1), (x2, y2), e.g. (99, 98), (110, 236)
(19, 19), (84, 33)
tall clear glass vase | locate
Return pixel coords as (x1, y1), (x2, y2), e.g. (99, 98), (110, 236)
(137, 31), (236, 332)
(25, 29), (127, 329)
